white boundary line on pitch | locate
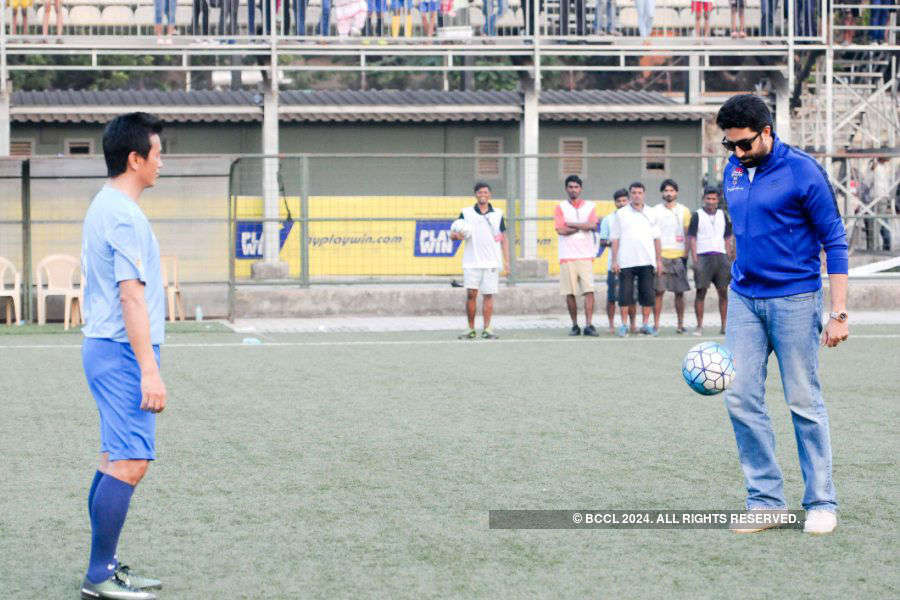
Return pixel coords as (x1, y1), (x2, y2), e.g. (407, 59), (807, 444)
(2, 333), (900, 350)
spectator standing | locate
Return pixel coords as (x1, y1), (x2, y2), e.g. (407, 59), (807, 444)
(41, 0), (62, 38)
(555, 175), (600, 337)
(868, 156), (896, 250)
(635, 0), (653, 40)
(730, 0), (745, 38)
(482, 0), (506, 36)
(390, 0), (413, 36)
(759, 0), (774, 37)
(692, 1), (711, 38)
(154, 0), (177, 43)
(452, 183), (510, 340)
(9, 0), (32, 35)
(688, 187), (734, 336)
(420, 0), (438, 35)
(610, 182), (662, 337)
(869, 0), (892, 44)
(796, 0), (816, 37)
(652, 179), (691, 334)
(593, 0), (617, 35)
(364, 0), (386, 36)
(192, 0), (209, 36)
(598, 188), (632, 334)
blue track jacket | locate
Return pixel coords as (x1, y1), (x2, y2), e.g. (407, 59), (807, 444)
(724, 135), (848, 298)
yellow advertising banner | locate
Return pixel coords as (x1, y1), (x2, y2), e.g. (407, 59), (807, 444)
(234, 196), (617, 278)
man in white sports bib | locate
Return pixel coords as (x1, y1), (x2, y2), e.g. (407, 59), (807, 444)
(452, 182), (509, 340)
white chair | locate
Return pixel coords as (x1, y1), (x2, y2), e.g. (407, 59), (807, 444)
(102, 5), (136, 34)
(68, 5), (103, 34)
(160, 255), (186, 322)
(134, 5), (156, 26)
(35, 254), (83, 329)
(0, 257), (21, 326)
(469, 6), (484, 29)
(617, 6), (637, 30)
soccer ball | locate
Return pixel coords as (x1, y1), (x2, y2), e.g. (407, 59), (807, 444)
(682, 341), (735, 396)
(450, 218), (472, 239)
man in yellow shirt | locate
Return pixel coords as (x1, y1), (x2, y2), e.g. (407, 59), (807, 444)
(653, 179), (691, 333)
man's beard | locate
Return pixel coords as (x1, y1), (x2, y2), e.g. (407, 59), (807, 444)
(739, 155), (763, 168)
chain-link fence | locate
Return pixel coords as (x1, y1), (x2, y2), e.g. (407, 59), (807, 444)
(1, 152), (896, 323)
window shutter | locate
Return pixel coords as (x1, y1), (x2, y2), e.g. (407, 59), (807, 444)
(560, 138), (586, 178)
(475, 138), (502, 178)
(643, 138), (669, 175)
(10, 140), (33, 157)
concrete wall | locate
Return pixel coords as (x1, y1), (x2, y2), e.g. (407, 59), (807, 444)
(13, 120), (702, 204)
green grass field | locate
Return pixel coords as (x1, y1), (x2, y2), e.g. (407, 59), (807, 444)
(1, 325), (898, 599)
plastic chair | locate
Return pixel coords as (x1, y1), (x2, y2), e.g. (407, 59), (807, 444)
(0, 257), (21, 326)
(160, 255), (186, 322)
(35, 254), (83, 329)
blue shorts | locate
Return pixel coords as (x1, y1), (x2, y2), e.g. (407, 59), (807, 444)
(390, 0), (412, 10)
(367, 0), (387, 12)
(419, 0), (438, 11)
(83, 337), (160, 461)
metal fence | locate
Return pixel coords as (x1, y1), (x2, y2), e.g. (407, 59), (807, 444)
(0, 152), (896, 323)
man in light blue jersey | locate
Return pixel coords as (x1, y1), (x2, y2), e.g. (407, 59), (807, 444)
(80, 113), (167, 600)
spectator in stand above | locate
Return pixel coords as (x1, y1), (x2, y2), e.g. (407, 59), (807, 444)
(869, 0), (892, 45)
(420, 0), (438, 36)
(9, 0), (32, 35)
(42, 0), (62, 38)
(635, 0), (654, 41)
(730, 0), (746, 38)
(482, 0), (506, 37)
(390, 0), (413, 37)
(692, 1), (711, 38)
(154, 0), (176, 43)
(593, 0), (618, 36)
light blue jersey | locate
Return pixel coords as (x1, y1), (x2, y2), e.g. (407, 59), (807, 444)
(81, 185), (165, 345)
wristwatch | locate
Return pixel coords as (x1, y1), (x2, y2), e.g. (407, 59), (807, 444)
(829, 311), (848, 323)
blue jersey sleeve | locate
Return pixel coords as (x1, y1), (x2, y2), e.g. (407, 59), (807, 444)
(107, 213), (147, 284)
(794, 157), (849, 274)
(599, 215), (611, 239)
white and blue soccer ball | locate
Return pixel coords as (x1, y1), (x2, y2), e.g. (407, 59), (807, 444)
(682, 341), (735, 396)
(450, 218), (472, 239)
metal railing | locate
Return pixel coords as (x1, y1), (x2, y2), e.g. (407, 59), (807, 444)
(0, 151), (896, 323)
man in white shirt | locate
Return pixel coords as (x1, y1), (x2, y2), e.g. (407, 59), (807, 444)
(687, 187), (734, 336)
(653, 178), (692, 334)
(554, 175), (599, 336)
(451, 182), (510, 339)
(610, 181), (662, 337)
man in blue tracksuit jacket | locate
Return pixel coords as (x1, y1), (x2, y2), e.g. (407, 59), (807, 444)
(716, 94), (849, 535)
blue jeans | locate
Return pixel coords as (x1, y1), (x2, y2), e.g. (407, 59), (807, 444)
(724, 288), (837, 512)
(759, 0), (775, 36)
(482, 0), (506, 35)
(593, 0), (615, 34)
(634, 0), (653, 38)
(154, 0), (176, 25)
(870, 0), (890, 42)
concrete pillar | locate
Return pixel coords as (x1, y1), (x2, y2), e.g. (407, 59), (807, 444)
(251, 85), (290, 279)
(521, 79), (539, 260)
(687, 55), (701, 106)
(773, 75), (791, 145)
(0, 84), (9, 157)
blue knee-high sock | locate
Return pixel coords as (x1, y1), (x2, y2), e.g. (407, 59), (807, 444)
(86, 475), (134, 584)
(87, 470), (103, 518)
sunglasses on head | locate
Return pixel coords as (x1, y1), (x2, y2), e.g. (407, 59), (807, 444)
(721, 130), (762, 152)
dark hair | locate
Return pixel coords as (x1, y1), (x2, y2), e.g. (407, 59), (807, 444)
(628, 181), (645, 192)
(564, 174), (583, 187)
(715, 94), (773, 133)
(702, 186), (720, 197)
(660, 179), (679, 192)
(473, 182), (491, 193)
(103, 112), (163, 178)
(613, 188), (629, 200)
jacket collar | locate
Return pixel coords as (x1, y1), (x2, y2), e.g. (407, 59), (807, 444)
(473, 202), (495, 214)
(727, 133), (785, 174)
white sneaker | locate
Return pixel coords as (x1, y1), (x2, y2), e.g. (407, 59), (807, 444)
(803, 510), (837, 534)
(730, 508), (789, 534)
